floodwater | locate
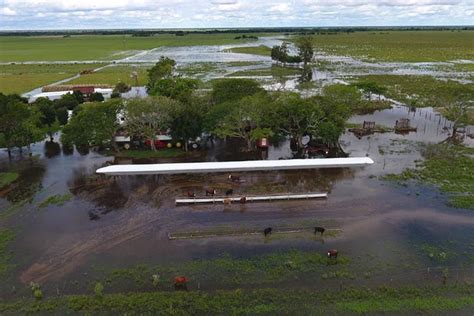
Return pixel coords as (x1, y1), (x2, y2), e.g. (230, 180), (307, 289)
(1, 103), (473, 299)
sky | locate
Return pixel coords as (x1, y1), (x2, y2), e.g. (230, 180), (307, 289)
(0, 0), (473, 30)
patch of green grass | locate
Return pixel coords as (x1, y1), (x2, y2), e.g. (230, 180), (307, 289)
(308, 30), (474, 62)
(338, 296), (474, 314)
(227, 45), (272, 56)
(0, 34), (267, 62)
(226, 61), (263, 67)
(38, 193), (73, 208)
(68, 65), (148, 86)
(0, 229), (15, 275)
(0, 172), (18, 189)
(352, 75), (474, 109)
(228, 65), (301, 77)
(382, 144), (474, 209)
(0, 63), (106, 94)
(0, 285), (473, 314)
(113, 148), (188, 159)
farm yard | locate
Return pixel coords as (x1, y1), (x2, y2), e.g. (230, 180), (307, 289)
(0, 28), (474, 314)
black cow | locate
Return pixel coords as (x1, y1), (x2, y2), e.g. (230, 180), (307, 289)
(264, 227), (272, 236)
(88, 211), (100, 220)
(314, 227), (325, 235)
(225, 189), (233, 196)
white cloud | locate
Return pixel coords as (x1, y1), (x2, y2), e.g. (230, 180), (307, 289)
(0, 0), (472, 29)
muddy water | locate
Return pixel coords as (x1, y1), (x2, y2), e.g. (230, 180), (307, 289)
(1, 105), (473, 299)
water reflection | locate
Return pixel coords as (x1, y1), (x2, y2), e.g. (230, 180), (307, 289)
(44, 141), (61, 158)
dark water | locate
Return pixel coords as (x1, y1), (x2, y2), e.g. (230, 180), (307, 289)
(0, 106), (473, 299)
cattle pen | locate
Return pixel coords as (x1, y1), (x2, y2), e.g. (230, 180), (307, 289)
(175, 192), (328, 205)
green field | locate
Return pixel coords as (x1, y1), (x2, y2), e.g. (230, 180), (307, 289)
(0, 63), (106, 94)
(310, 31), (474, 62)
(228, 45), (272, 56)
(352, 75), (474, 108)
(68, 65), (149, 86)
(0, 34), (268, 62)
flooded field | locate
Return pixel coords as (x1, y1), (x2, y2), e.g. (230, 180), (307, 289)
(1, 30), (473, 313)
(1, 101), (473, 305)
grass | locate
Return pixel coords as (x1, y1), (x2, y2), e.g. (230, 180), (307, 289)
(227, 45), (272, 56)
(228, 65), (301, 77)
(112, 148), (189, 159)
(352, 75), (474, 109)
(0, 285), (472, 314)
(382, 144), (474, 209)
(38, 193), (73, 208)
(0, 63), (106, 94)
(0, 34), (266, 62)
(308, 30), (474, 62)
(0, 229), (15, 275)
(68, 65), (148, 86)
(0, 172), (18, 189)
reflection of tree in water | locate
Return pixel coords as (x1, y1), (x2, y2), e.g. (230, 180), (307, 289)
(1, 164), (45, 203)
(298, 66), (312, 84)
(62, 144), (74, 156)
(44, 141), (61, 158)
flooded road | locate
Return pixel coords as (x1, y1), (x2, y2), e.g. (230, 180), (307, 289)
(1, 103), (473, 299)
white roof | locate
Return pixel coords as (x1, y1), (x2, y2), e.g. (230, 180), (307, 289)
(96, 157), (374, 175)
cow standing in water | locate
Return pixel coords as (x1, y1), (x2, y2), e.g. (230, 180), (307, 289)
(314, 227), (325, 236)
(205, 188), (216, 196)
(228, 174), (241, 183)
(327, 249), (338, 264)
(264, 227), (272, 236)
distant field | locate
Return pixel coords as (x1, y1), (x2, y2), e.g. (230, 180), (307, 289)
(228, 45), (272, 56)
(68, 65), (148, 86)
(0, 34), (268, 62)
(0, 63), (105, 94)
(228, 65), (301, 77)
(311, 30), (474, 62)
(353, 75), (474, 111)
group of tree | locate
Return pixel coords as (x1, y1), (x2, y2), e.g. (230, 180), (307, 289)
(271, 43), (302, 64)
(146, 56), (198, 102)
(0, 93), (44, 159)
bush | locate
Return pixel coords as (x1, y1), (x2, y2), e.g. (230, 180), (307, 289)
(94, 282), (104, 298)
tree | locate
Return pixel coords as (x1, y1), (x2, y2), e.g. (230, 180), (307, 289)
(147, 57), (176, 91)
(54, 93), (79, 111)
(211, 79), (263, 104)
(212, 93), (273, 151)
(89, 92), (104, 102)
(56, 107), (69, 125)
(165, 96), (210, 151)
(114, 82), (130, 93)
(270, 93), (324, 152)
(148, 77), (199, 102)
(72, 90), (85, 104)
(36, 97), (60, 141)
(355, 81), (387, 100)
(61, 100), (123, 151)
(443, 101), (471, 138)
(124, 97), (177, 151)
(0, 94), (43, 159)
(294, 36), (314, 66)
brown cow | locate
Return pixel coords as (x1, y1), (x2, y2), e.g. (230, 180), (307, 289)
(327, 249), (338, 259)
(205, 188), (216, 196)
(228, 174), (241, 182)
(174, 276), (188, 291)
